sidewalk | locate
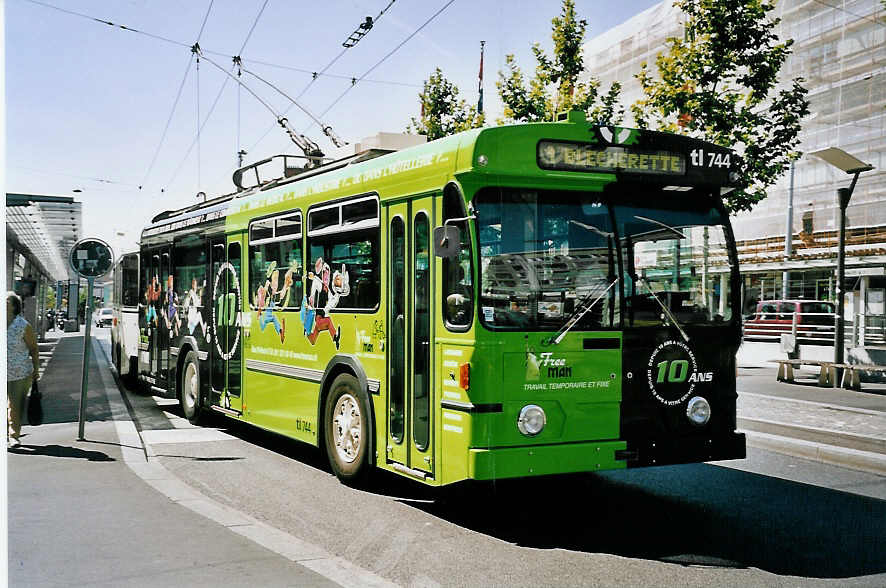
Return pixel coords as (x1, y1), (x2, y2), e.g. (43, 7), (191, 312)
(737, 341), (886, 475)
(7, 329), (340, 587)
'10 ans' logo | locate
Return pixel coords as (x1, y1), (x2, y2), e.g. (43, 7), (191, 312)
(212, 261), (241, 361)
(646, 340), (713, 406)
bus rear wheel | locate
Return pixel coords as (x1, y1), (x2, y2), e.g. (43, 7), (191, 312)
(324, 373), (372, 484)
(113, 343), (120, 374)
(180, 350), (204, 425)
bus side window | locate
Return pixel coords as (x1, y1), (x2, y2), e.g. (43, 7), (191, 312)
(121, 254), (139, 307)
(248, 213), (303, 311)
(307, 197), (380, 311)
(442, 185), (474, 329)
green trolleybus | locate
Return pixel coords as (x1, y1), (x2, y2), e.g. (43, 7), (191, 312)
(135, 110), (745, 485)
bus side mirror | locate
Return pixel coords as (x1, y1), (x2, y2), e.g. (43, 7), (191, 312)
(433, 225), (461, 258)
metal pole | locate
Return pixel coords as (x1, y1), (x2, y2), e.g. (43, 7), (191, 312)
(78, 276), (94, 440)
(783, 161), (794, 299)
(833, 184), (854, 384)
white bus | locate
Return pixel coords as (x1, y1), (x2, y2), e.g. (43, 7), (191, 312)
(111, 252), (140, 385)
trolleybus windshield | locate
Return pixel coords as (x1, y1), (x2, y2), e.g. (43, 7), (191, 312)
(476, 187), (617, 331)
(613, 202), (734, 328)
(475, 188), (735, 331)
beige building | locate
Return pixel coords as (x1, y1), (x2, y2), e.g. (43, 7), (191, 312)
(584, 0), (886, 343)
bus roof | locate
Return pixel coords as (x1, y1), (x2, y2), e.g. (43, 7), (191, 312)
(141, 112), (740, 240)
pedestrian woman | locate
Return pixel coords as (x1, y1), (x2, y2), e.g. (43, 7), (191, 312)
(7, 292), (39, 448)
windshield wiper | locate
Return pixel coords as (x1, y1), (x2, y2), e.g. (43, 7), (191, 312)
(547, 278), (619, 345)
(638, 278), (690, 342)
(569, 220), (613, 239)
(633, 216), (687, 240)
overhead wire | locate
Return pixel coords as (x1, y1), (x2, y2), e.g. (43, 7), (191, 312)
(189, 48), (323, 160)
(196, 48), (202, 190)
(9, 164), (140, 189)
(243, 58), (421, 88)
(22, 0), (419, 90)
(194, 1), (214, 190)
(309, 0), (457, 132)
(246, 0), (407, 153)
(196, 0), (215, 39)
(23, 0), (442, 185)
(141, 0), (215, 191)
(21, 0), (191, 50)
(165, 0), (271, 189)
(235, 0), (270, 166)
(241, 65), (346, 146)
(141, 56), (194, 189)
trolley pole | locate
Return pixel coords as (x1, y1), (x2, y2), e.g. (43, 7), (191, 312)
(78, 276), (94, 440)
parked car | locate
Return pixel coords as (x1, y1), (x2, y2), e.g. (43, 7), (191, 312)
(743, 300), (836, 343)
(95, 307), (115, 328)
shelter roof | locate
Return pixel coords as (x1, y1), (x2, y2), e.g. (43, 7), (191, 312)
(6, 193), (82, 282)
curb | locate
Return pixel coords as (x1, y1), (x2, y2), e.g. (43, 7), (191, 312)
(93, 335), (397, 588)
(743, 430), (886, 476)
(737, 416), (886, 455)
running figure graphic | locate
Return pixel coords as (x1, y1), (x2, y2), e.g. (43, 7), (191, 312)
(255, 261), (286, 343)
(304, 257), (349, 350)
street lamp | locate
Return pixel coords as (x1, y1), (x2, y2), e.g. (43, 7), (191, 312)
(810, 147), (874, 379)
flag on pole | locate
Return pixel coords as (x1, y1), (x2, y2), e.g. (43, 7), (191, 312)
(478, 41), (485, 115)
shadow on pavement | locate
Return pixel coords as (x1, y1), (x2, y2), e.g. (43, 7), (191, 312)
(207, 410), (886, 578)
(158, 388), (885, 578)
(9, 444), (115, 462)
(406, 464), (886, 579)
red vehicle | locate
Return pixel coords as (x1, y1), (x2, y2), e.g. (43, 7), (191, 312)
(743, 300), (836, 343)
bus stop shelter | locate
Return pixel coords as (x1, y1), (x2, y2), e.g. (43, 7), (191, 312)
(6, 193), (82, 339)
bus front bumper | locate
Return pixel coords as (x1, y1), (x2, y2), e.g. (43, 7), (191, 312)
(468, 440), (628, 480)
(618, 432), (747, 468)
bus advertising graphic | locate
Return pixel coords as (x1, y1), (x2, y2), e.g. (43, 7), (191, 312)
(646, 339), (699, 406)
(212, 261), (241, 361)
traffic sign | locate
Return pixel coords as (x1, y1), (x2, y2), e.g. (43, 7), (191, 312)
(70, 238), (114, 278)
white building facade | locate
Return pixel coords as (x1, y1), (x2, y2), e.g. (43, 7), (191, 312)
(585, 0), (886, 342)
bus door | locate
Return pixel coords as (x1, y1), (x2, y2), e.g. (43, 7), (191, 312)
(385, 198), (435, 477)
(209, 238), (243, 414)
(156, 250), (172, 387)
(144, 250), (167, 387)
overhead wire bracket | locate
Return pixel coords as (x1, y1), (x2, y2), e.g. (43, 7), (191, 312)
(191, 44), (329, 165)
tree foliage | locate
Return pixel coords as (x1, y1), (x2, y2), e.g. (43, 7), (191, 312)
(632, 0), (809, 212)
(497, 0), (623, 125)
(407, 68), (484, 141)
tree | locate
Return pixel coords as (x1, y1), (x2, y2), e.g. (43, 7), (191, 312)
(497, 0), (623, 125)
(407, 68), (484, 141)
(632, 0), (810, 212)
(45, 286), (56, 310)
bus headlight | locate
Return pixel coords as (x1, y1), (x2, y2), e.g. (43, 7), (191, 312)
(517, 405), (546, 436)
(686, 396), (711, 426)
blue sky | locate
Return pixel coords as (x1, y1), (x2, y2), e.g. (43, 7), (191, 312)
(6, 0), (661, 252)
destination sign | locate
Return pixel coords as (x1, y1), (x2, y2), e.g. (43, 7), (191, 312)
(538, 140), (686, 176)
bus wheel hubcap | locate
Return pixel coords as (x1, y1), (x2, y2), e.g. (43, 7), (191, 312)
(184, 363), (198, 411)
(333, 393), (361, 463)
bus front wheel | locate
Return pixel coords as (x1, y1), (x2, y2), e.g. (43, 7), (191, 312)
(180, 351), (204, 425)
(324, 373), (372, 484)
